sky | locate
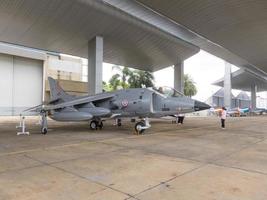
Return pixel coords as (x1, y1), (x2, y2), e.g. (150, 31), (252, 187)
(76, 49), (267, 107)
(101, 50), (241, 102)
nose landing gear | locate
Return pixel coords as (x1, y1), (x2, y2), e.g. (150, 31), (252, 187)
(135, 118), (151, 135)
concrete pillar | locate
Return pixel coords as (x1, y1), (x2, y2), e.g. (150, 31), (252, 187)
(174, 62), (184, 93)
(251, 84), (257, 110)
(88, 36), (103, 95)
(224, 61), (232, 109)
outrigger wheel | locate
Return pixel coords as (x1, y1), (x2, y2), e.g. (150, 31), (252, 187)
(40, 110), (48, 135)
(41, 127), (48, 134)
(135, 121), (146, 135)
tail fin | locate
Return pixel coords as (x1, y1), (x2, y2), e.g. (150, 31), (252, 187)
(48, 77), (72, 102)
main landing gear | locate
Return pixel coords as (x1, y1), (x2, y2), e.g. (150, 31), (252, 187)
(89, 119), (103, 130)
(113, 118), (122, 127)
(134, 118), (151, 135)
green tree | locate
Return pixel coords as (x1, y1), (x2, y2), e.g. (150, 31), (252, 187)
(102, 81), (112, 92)
(128, 70), (140, 88)
(109, 74), (121, 91)
(128, 69), (154, 88)
(109, 66), (154, 90)
(137, 70), (154, 88)
(183, 74), (197, 97)
(121, 67), (132, 88)
(111, 66), (131, 89)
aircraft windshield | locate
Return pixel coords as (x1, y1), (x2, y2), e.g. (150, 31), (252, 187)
(154, 86), (184, 97)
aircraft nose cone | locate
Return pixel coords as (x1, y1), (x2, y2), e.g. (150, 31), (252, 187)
(194, 100), (211, 111)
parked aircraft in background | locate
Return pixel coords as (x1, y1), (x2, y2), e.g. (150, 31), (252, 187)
(25, 77), (210, 134)
(211, 107), (251, 117)
(227, 107), (250, 117)
(251, 108), (267, 115)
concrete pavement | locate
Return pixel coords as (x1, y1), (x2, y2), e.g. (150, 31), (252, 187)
(0, 116), (267, 200)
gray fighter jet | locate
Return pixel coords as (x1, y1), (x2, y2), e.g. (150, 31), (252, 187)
(26, 77), (210, 134)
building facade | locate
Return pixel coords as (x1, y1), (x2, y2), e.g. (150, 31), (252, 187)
(0, 43), (87, 116)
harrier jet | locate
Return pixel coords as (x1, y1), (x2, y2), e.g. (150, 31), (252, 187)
(26, 77), (210, 134)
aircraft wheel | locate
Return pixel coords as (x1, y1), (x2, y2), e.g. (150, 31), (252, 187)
(41, 127), (47, 135)
(135, 121), (145, 135)
(90, 120), (98, 130)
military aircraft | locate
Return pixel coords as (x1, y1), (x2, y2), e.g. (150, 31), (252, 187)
(25, 77), (210, 134)
(227, 107), (250, 117)
(251, 108), (267, 115)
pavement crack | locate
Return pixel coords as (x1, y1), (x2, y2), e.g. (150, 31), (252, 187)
(208, 138), (266, 164)
(131, 163), (207, 198)
(24, 154), (136, 199)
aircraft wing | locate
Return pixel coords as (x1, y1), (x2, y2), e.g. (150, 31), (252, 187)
(22, 93), (114, 114)
(43, 93), (114, 111)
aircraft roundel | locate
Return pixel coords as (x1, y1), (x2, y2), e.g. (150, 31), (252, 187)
(121, 99), (129, 107)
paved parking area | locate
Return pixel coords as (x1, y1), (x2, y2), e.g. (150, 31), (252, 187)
(0, 116), (267, 200)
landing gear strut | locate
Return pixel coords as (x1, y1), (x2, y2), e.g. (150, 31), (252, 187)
(117, 118), (122, 127)
(135, 118), (151, 135)
(113, 118), (122, 127)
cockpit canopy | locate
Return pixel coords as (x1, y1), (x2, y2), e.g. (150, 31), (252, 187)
(153, 86), (184, 98)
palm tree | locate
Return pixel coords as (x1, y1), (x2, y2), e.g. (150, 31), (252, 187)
(183, 74), (197, 97)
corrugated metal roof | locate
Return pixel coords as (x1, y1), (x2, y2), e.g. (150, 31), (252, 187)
(214, 69), (267, 92)
(137, 0), (267, 78)
(0, 0), (199, 71)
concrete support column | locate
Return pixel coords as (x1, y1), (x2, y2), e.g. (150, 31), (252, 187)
(224, 61), (232, 109)
(251, 84), (257, 110)
(174, 61), (184, 93)
(88, 36), (103, 95)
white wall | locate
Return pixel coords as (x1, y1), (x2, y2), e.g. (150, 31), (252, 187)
(0, 54), (43, 115)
